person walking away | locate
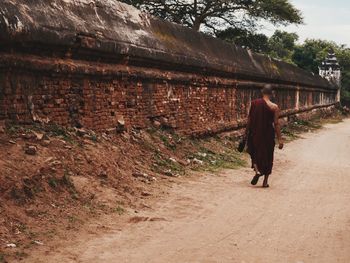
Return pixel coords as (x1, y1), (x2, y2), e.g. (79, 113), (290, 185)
(245, 86), (284, 188)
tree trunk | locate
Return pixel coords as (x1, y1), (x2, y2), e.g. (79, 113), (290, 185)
(192, 19), (202, 31)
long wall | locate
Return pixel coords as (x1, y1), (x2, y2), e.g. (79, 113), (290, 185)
(0, 0), (338, 135)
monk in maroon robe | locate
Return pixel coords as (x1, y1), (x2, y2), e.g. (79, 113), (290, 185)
(245, 86), (284, 188)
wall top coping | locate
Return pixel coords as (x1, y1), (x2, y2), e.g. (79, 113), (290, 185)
(0, 0), (336, 90)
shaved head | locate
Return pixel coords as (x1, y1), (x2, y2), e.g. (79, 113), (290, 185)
(262, 85), (273, 96)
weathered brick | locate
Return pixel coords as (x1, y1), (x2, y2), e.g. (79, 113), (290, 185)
(0, 0), (339, 135)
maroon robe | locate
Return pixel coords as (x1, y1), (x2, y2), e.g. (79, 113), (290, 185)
(247, 98), (276, 176)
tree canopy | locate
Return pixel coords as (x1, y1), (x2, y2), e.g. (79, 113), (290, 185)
(122, 1), (349, 98)
(216, 28), (270, 53)
(218, 29), (298, 63)
(268, 30), (298, 64)
(219, 30), (350, 95)
(292, 40), (350, 98)
(121, 0), (303, 33)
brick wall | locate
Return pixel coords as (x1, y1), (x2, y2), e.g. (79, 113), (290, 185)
(0, 55), (337, 135)
(0, 0), (339, 135)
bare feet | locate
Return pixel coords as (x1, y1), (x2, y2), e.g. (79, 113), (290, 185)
(263, 175), (270, 188)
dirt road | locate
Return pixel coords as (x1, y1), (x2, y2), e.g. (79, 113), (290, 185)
(28, 119), (350, 263)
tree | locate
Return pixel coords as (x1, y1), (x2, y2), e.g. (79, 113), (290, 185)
(292, 39), (335, 73)
(216, 28), (270, 53)
(292, 39), (350, 97)
(121, 0), (303, 34)
(268, 30), (298, 63)
(335, 46), (350, 97)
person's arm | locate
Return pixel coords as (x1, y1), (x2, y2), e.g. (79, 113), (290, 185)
(274, 107), (284, 149)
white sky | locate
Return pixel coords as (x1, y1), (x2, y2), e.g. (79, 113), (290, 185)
(260, 0), (350, 46)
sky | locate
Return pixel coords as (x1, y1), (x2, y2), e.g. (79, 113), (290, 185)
(261, 0), (350, 46)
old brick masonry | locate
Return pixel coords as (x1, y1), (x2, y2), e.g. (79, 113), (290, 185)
(0, 0), (338, 135)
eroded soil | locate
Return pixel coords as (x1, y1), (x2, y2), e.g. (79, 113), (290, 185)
(17, 119), (350, 263)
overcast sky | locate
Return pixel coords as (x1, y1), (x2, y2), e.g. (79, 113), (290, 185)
(261, 0), (350, 46)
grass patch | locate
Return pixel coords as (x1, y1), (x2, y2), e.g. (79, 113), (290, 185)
(282, 111), (345, 141)
(5, 123), (34, 136)
(47, 170), (77, 196)
(48, 177), (58, 189)
(4, 122), (80, 145)
(206, 152), (246, 172)
(147, 126), (247, 175)
(146, 127), (182, 151)
(189, 147), (246, 172)
(159, 134), (176, 150)
(114, 206), (125, 215)
(46, 124), (75, 143)
(152, 153), (185, 176)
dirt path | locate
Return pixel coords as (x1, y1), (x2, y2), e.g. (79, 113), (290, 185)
(27, 119), (350, 263)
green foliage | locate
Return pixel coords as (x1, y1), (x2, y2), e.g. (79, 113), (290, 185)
(48, 177), (58, 189)
(152, 152), (185, 175)
(337, 48), (350, 96)
(282, 112), (344, 141)
(46, 124), (75, 143)
(114, 206), (126, 215)
(190, 148), (246, 172)
(268, 30), (298, 63)
(218, 29), (299, 64)
(223, 31), (350, 97)
(292, 39), (336, 73)
(123, 0), (349, 97)
(159, 133), (176, 150)
(291, 39), (350, 96)
(125, 0), (350, 97)
(217, 28), (270, 53)
(122, 0), (303, 33)
(341, 86), (350, 100)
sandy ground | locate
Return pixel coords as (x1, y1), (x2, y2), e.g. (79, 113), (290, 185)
(26, 119), (350, 263)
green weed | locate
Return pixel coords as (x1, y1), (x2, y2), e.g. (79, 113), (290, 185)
(114, 206), (125, 215)
(48, 177), (58, 189)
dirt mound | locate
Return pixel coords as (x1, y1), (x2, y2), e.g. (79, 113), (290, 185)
(0, 122), (245, 262)
(1, 107), (345, 262)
